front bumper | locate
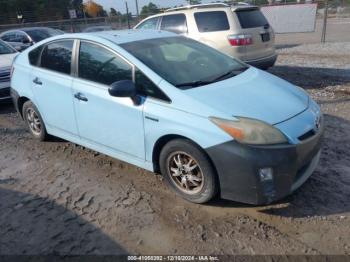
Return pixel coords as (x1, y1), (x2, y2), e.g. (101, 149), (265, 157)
(0, 85), (11, 103)
(206, 122), (324, 205)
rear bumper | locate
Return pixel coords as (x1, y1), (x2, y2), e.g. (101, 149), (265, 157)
(244, 53), (278, 69)
(206, 120), (324, 205)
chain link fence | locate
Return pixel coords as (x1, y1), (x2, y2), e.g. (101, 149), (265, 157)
(0, 1), (350, 44)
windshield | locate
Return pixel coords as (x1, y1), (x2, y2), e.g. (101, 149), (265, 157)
(235, 9), (269, 29)
(0, 40), (16, 54)
(25, 28), (62, 42)
(120, 37), (248, 89)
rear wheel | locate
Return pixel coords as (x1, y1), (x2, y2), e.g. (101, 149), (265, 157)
(22, 101), (48, 141)
(159, 139), (218, 203)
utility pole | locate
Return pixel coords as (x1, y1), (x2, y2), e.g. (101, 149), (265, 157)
(135, 0), (139, 18)
(321, 0), (329, 43)
(125, 1), (130, 29)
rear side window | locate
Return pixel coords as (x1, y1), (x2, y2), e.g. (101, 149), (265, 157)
(235, 10), (269, 29)
(78, 42), (132, 86)
(160, 14), (187, 34)
(137, 17), (159, 30)
(40, 40), (73, 75)
(29, 46), (44, 66)
(194, 11), (230, 32)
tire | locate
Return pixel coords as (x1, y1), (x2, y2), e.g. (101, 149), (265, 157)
(22, 100), (48, 141)
(159, 139), (218, 204)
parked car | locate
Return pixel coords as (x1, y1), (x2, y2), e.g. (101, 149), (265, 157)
(135, 3), (277, 69)
(83, 26), (113, 33)
(0, 40), (18, 103)
(11, 30), (323, 204)
(0, 27), (63, 51)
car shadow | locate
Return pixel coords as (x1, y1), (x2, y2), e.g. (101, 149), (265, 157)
(268, 65), (350, 89)
(0, 187), (127, 255)
(0, 102), (16, 115)
(209, 114), (350, 219)
(275, 44), (300, 50)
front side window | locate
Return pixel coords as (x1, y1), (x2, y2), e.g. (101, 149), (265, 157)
(15, 32), (30, 43)
(78, 42), (132, 86)
(137, 17), (159, 30)
(40, 40), (73, 75)
(121, 36), (247, 89)
(194, 11), (230, 32)
(160, 14), (187, 34)
(1, 32), (16, 42)
(135, 68), (170, 102)
(0, 40), (16, 54)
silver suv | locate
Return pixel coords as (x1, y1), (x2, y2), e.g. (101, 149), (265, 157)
(135, 3), (277, 69)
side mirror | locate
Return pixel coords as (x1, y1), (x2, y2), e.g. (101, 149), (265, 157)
(109, 80), (136, 98)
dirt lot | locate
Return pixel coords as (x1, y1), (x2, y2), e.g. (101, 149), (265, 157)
(0, 42), (350, 256)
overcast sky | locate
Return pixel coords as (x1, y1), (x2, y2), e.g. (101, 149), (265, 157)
(89, 0), (215, 14)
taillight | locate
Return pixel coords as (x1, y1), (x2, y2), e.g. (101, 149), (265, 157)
(228, 34), (253, 46)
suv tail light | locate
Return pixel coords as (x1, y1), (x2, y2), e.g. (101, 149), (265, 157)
(228, 34), (253, 46)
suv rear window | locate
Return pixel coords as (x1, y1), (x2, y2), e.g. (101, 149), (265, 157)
(235, 9), (269, 29)
(194, 11), (230, 32)
(160, 14), (187, 34)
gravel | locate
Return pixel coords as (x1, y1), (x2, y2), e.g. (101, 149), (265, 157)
(0, 42), (349, 255)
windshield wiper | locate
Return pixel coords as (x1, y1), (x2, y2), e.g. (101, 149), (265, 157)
(175, 67), (248, 88)
(212, 68), (248, 82)
(175, 80), (213, 88)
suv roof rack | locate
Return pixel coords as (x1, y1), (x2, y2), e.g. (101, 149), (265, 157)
(165, 3), (230, 12)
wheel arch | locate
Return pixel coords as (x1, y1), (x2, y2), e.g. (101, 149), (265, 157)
(152, 134), (219, 179)
(17, 96), (30, 119)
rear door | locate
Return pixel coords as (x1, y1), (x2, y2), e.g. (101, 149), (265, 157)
(234, 8), (275, 61)
(30, 40), (78, 137)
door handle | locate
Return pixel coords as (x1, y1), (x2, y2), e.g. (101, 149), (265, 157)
(74, 92), (88, 102)
(33, 77), (42, 85)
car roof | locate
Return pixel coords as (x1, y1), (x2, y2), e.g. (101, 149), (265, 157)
(1, 27), (57, 34)
(51, 29), (177, 45)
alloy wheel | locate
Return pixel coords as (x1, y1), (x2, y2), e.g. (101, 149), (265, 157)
(167, 151), (204, 195)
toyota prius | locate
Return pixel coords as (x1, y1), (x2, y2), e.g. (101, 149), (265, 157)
(11, 30), (323, 204)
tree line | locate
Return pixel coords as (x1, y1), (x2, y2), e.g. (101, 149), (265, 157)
(0, 0), (284, 25)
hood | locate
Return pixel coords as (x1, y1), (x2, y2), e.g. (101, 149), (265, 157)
(0, 53), (18, 69)
(185, 67), (309, 125)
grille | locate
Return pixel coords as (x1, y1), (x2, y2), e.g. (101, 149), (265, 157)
(0, 70), (10, 83)
(0, 87), (10, 98)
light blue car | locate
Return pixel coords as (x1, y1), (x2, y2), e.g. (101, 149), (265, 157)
(10, 30), (324, 205)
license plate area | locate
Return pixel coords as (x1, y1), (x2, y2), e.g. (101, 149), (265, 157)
(261, 32), (270, 42)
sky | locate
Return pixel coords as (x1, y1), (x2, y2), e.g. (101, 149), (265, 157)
(90, 0), (215, 15)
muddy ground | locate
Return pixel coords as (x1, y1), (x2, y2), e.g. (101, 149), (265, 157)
(0, 43), (349, 256)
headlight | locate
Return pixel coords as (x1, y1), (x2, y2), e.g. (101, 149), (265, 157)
(210, 117), (288, 145)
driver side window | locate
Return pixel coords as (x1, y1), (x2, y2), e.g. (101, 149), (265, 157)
(78, 41), (132, 86)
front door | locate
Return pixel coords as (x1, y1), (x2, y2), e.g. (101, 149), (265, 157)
(72, 41), (145, 160)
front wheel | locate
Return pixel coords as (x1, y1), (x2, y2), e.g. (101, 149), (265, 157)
(22, 100), (48, 141)
(159, 139), (218, 204)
